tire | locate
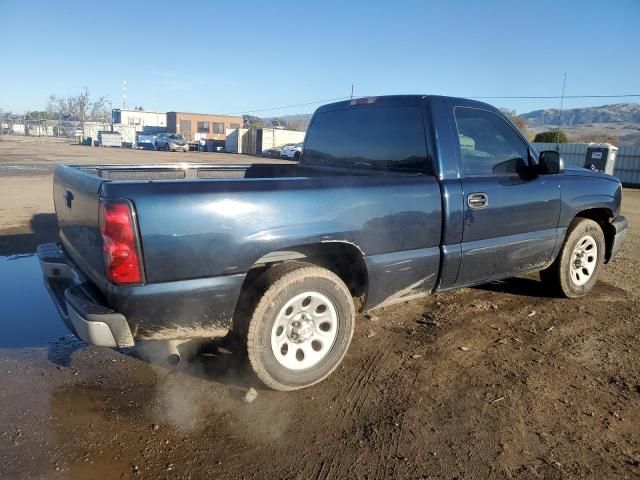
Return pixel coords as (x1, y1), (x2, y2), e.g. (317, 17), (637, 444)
(166, 143), (171, 152)
(540, 218), (605, 298)
(244, 263), (355, 391)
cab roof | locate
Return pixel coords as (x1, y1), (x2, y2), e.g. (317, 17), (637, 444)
(315, 94), (500, 114)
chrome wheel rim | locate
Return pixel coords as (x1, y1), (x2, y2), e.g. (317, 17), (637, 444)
(270, 291), (338, 370)
(570, 235), (598, 286)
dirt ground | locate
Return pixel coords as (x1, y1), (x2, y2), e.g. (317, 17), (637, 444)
(0, 137), (638, 479)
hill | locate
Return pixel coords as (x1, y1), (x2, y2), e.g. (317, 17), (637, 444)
(520, 103), (640, 144)
(262, 114), (312, 131)
(521, 103), (640, 126)
(258, 103), (640, 144)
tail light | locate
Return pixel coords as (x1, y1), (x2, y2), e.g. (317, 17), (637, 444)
(99, 199), (144, 284)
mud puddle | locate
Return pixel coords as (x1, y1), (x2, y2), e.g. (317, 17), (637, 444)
(0, 254), (69, 347)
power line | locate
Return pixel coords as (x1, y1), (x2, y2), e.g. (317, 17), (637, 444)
(469, 94), (640, 99)
(225, 95), (353, 115)
(227, 93), (640, 115)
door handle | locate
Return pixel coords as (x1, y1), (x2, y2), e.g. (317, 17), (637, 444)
(467, 192), (488, 209)
(64, 190), (74, 208)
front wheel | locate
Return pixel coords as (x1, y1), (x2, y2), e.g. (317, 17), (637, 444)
(540, 218), (605, 298)
(245, 263), (355, 391)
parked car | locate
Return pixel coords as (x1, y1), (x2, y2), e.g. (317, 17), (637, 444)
(155, 133), (188, 152)
(261, 147), (282, 158)
(136, 133), (158, 150)
(38, 95), (627, 391)
(280, 143), (302, 160)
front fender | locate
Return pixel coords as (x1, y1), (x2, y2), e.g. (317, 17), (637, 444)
(560, 194), (615, 227)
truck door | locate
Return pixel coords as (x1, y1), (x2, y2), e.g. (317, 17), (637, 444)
(451, 105), (561, 287)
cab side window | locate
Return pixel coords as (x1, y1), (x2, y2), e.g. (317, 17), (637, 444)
(454, 107), (529, 176)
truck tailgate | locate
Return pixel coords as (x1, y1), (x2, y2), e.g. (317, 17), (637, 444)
(53, 165), (107, 290)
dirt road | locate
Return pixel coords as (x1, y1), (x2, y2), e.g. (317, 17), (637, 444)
(0, 138), (638, 479)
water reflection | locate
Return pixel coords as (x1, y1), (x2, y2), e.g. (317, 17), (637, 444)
(0, 254), (69, 348)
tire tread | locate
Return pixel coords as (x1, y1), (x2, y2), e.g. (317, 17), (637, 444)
(540, 218), (605, 298)
(245, 262), (355, 391)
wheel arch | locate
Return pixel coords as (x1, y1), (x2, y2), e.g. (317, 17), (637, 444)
(575, 207), (616, 262)
(233, 241), (369, 331)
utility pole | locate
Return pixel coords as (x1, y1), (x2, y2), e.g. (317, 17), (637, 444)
(122, 80), (127, 109)
(556, 73), (567, 147)
(351, 84), (354, 100)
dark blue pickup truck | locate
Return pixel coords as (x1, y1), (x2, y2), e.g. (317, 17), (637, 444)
(38, 95), (627, 390)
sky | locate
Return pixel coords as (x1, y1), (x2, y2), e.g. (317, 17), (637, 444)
(1, 0), (639, 117)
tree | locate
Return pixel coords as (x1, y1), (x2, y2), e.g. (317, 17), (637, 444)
(282, 117), (309, 132)
(501, 108), (529, 137)
(46, 87), (111, 122)
(25, 110), (57, 120)
(242, 115), (267, 128)
(533, 130), (568, 143)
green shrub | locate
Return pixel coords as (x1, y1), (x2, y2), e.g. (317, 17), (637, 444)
(534, 131), (568, 143)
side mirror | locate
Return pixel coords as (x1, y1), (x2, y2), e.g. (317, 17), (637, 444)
(538, 150), (564, 175)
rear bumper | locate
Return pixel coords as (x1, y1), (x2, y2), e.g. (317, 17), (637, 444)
(38, 242), (245, 345)
(37, 243), (135, 348)
(609, 215), (628, 261)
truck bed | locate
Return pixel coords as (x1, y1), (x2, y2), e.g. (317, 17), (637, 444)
(67, 162), (374, 182)
(52, 161), (443, 339)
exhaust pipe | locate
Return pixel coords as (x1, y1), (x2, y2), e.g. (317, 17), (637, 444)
(139, 338), (209, 368)
(167, 353), (181, 366)
(139, 339), (188, 368)
(165, 340), (183, 367)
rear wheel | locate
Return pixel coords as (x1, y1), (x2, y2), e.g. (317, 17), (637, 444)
(244, 263), (355, 391)
(540, 218), (605, 298)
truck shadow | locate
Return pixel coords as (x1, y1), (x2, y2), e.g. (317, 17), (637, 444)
(473, 276), (554, 298)
(133, 336), (257, 393)
(190, 340), (257, 394)
(0, 213), (58, 256)
(44, 336), (256, 395)
(474, 275), (628, 300)
(47, 337), (86, 368)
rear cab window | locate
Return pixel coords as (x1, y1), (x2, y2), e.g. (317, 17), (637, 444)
(303, 104), (431, 174)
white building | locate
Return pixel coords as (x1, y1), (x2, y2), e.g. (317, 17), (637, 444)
(225, 127), (306, 154)
(111, 109), (167, 132)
